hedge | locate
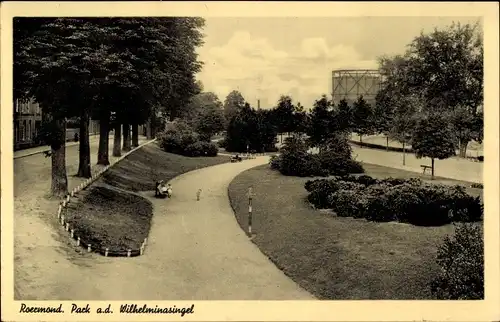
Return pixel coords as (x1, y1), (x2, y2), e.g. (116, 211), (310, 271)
(305, 175), (483, 226)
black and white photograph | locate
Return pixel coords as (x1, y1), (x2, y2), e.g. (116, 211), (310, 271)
(1, 2), (499, 321)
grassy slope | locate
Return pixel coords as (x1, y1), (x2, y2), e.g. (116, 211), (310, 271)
(103, 143), (231, 191)
(67, 143), (231, 252)
(228, 163), (482, 299)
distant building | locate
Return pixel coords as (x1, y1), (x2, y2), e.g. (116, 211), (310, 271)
(331, 69), (382, 107)
(14, 99), (42, 150)
(14, 99), (100, 151)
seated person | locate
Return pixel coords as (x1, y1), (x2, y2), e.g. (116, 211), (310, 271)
(156, 180), (167, 196)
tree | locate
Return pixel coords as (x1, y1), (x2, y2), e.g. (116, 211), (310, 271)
(334, 98), (352, 134)
(14, 18), (85, 196)
(272, 95), (296, 141)
(14, 17), (206, 196)
(306, 95), (334, 150)
(196, 104), (225, 142)
(223, 90), (245, 125)
(411, 113), (456, 179)
(380, 22), (483, 158)
(373, 89), (395, 150)
(225, 103), (277, 153)
(389, 95), (422, 165)
(182, 92), (219, 124)
(292, 102), (309, 136)
(351, 95), (374, 144)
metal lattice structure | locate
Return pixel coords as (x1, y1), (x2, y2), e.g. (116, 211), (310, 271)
(331, 69), (382, 106)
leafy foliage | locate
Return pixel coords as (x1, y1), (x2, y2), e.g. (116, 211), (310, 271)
(223, 90), (246, 124)
(158, 119), (218, 157)
(225, 103), (278, 153)
(305, 175), (483, 226)
(306, 95), (334, 148)
(431, 224), (484, 299)
(351, 95), (374, 139)
(377, 22), (483, 158)
(271, 135), (363, 178)
(412, 114), (456, 160)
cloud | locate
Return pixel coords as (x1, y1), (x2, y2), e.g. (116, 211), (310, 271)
(197, 30), (377, 109)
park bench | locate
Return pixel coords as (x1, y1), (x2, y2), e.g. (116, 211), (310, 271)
(420, 164), (432, 174)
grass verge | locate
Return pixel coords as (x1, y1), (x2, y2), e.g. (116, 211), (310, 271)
(228, 163), (482, 299)
(66, 142), (231, 253)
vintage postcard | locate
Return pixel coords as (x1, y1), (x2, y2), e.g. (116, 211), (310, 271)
(1, 1), (499, 321)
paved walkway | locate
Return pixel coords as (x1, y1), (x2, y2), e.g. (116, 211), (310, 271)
(33, 156), (314, 300)
(14, 135), (149, 300)
(351, 145), (482, 183)
(14, 134), (100, 159)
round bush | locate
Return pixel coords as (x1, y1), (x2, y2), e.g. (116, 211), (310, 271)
(330, 189), (364, 218)
(431, 224), (483, 299)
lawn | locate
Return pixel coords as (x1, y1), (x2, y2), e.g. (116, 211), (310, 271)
(228, 163), (483, 299)
(66, 142), (231, 254)
(102, 142), (231, 191)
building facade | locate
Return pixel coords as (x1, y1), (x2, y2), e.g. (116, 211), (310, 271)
(14, 99), (101, 151)
(14, 99), (43, 150)
(331, 69), (382, 107)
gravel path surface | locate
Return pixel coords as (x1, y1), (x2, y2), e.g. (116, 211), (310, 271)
(14, 136), (148, 300)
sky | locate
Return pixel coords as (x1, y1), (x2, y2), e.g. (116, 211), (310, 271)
(195, 16), (481, 109)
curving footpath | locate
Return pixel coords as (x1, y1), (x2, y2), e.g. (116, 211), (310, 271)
(43, 155), (314, 300)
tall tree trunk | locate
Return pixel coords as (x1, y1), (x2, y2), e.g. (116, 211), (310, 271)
(431, 158), (435, 180)
(113, 123), (122, 157)
(402, 142), (406, 166)
(459, 139), (468, 158)
(97, 111), (110, 165)
(132, 123), (139, 147)
(123, 123), (131, 151)
(77, 107), (91, 178)
(51, 118), (68, 197)
(359, 134), (363, 146)
(146, 120), (152, 140)
(386, 136), (389, 151)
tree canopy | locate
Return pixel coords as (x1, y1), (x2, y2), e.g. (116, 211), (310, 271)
(377, 21), (483, 157)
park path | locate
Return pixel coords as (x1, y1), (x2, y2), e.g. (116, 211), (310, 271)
(13, 135), (148, 300)
(350, 145), (482, 183)
(27, 156), (315, 300)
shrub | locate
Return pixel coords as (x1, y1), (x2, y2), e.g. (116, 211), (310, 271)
(203, 142), (219, 156)
(184, 141), (218, 157)
(269, 155), (281, 170)
(306, 179), (339, 208)
(354, 174), (378, 186)
(477, 156), (483, 162)
(273, 134), (364, 177)
(444, 186), (483, 222)
(318, 136), (365, 176)
(364, 194), (395, 222)
(158, 120), (217, 157)
(431, 224), (484, 299)
(217, 139), (227, 149)
(330, 189), (365, 218)
(305, 175), (483, 226)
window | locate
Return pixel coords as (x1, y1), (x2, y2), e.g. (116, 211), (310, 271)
(14, 122), (18, 143)
(22, 120), (26, 141)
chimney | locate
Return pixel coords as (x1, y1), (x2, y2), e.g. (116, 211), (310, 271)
(257, 99), (261, 109)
